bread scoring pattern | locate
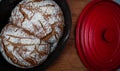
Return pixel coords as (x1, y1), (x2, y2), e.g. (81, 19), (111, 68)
(10, 0), (64, 52)
(1, 24), (50, 68)
(0, 0), (64, 68)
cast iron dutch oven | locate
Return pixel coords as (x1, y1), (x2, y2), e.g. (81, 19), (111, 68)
(0, 0), (71, 71)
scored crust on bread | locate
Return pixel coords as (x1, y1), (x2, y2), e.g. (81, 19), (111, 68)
(1, 24), (50, 68)
(9, 0), (64, 52)
(0, 0), (64, 68)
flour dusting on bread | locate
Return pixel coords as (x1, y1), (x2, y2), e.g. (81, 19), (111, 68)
(0, 0), (64, 68)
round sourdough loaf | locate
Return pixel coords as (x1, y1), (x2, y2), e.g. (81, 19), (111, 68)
(0, 24), (50, 68)
(0, 0), (64, 68)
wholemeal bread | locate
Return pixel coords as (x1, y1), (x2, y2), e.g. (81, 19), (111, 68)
(0, 24), (50, 68)
(0, 0), (64, 68)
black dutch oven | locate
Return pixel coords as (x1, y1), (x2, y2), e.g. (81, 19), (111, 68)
(0, 0), (72, 71)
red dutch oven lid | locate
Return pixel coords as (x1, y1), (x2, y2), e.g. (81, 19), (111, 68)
(76, 0), (120, 71)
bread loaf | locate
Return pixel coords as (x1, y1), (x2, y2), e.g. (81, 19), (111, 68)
(1, 24), (50, 68)
(0, 0), (64, 68)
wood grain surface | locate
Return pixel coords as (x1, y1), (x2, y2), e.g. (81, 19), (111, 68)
(46, 0), (91, 71)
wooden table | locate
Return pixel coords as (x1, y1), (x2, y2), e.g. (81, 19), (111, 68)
(46, 0), (91, 71)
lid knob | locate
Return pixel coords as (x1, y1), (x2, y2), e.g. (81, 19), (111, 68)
(103, 29), (115, 43)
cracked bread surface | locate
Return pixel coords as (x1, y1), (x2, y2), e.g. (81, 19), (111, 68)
(10, 0), (64, 52)
(0, 0), (64, 68)
(1, 24), (50, 68)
